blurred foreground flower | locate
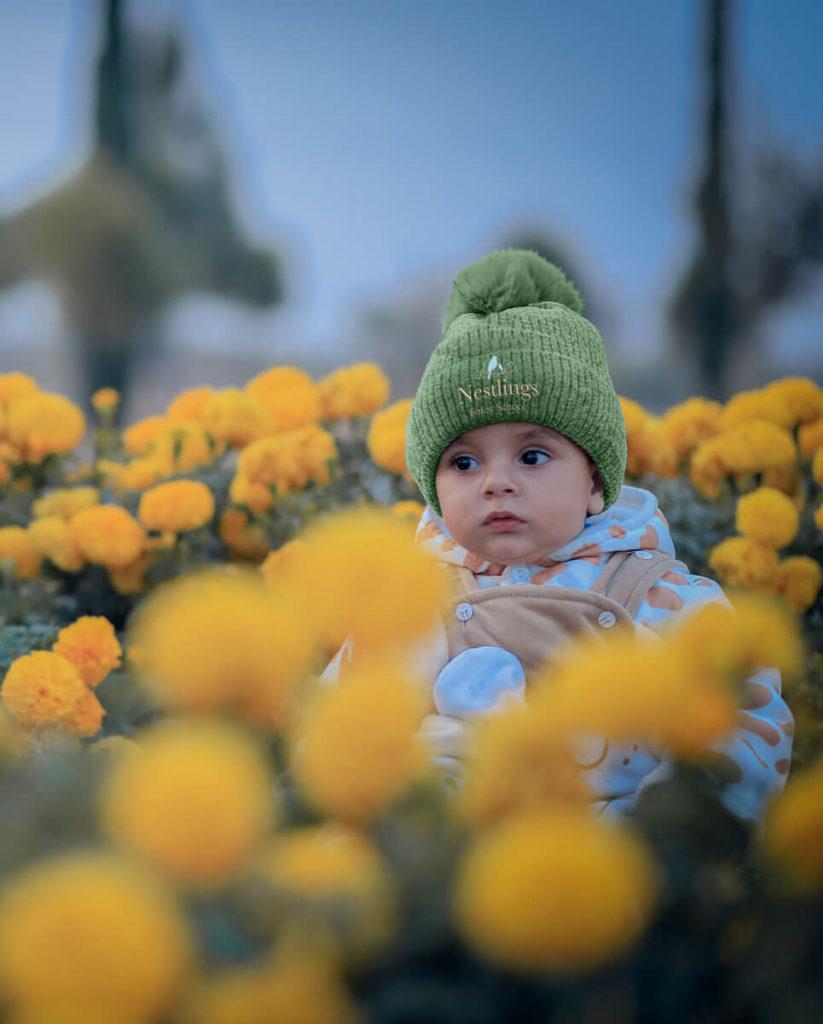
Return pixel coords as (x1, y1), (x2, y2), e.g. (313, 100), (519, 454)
(292, 658), (429, 823)
(130, 568), (315, 727)
(101, 719), (275, 886)
(0, 852), (193, 1022)
(765, 761), (823, 889)
(454, 809), (656, 973)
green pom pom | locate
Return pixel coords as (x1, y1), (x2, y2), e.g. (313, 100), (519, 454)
(444, 249), (583, 331)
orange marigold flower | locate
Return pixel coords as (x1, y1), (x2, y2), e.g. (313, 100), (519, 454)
(70, 505), (145, 569)
(52, 616), (122, 687)
(774, 556), (823, 614)
(166, 386), (216, 423)
(138, 480), (215, 533)
(201, 388), (272, 448)
(108, 552), (153, 596)
(65, 688), (105, 738)
(219, 507), (270, 561)
(735, 486), (799, 549)
(0, 526), (42, 579)
(232, 424), (337, 512)
(1, 652), (87, 730)
(28, 516), (84, 573)
(151, 420), (220, 474)
(798, 418), (823, 459)
(5, 392), (86, 463)
(32, 486), (100, 520)
(91, 387), (120, 414)
(123, 415), (168, 456)
(661, 397), (722, 460)
(245, 366), (321, 433)
(317, 362), (390, 420)
(763, 376), (823, 427)
(0, 371), (38, 405)
(817, 503), (823, 533)
(104, 455), (167, 493)
(708, 536), (780, 589)
(620, 398), (677, 476)
(720, 388), (794, 431)
(367, 399), (412, 476)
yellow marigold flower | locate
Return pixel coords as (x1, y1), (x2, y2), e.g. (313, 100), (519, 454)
(720, 388), (794, 431)
(0, 527), (42, 579)
(299, 506), (449, 653)
(708, 536), (780, 589)
(735, 486), (799, 549)
(765, 761), (823, 889)
(761, 463), (799, 496)
(0, 371), (38, 405)
(138, 479), (215, 533)
(0, 461), (9, 487)
(52, 615), (122, 687)
(130, 568), (313, 727)
(233, 424), (337, 512)
(661, 397), (723, 461)
(101, 719), (275, 886)
(90, 387), (120, 414)
(246, 365), (321, 433)
(763, 376), (823, 426)
(812, 447), (823, 487)
(670, 593), (804, 682)
(167, 385), (216, 423)
(454, 809), (656, 973)
(367, 399), (411, 476)
(390, 500), (425, 525)
(1, 652), (87, 731)
(774, 556), (823, 614)
(532, 629), (735, 758)
(65, 688), (105, 739)
(459, 703), (588, 827)
(799, 418), (823, 458)
(123, 415), (168, 456)
(5, 392), (85, 463)
(292, 658), (429, 823)
(816, 502), (823, 532)
(228, 472), (271, 516)
(619, 398), (677, 477)
(253, 825), (395, 960)
(108, 552), (153, 596)
(201, 387), (272, 448)
(0, 851), (193, 1020)
(106, 455), (166, 493)
(219, 507), (270, 561)
(70, 504), (145, 569)
(32, 486), (100, 520)
(691, 420), (797, 497)
(180, 954), (361, 1024)
(317, 362), (390, 420)
(28, 515), (84, 572)
(260, 538), (309, 591)
(151, 419), (220, 474)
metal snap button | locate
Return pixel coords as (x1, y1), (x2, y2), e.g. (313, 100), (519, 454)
(633, 550), (654, 560)
(455, 602), (474, 622)
(597, 611), (616, 629)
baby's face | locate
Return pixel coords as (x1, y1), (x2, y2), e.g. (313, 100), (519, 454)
(434, 422), (604, 565)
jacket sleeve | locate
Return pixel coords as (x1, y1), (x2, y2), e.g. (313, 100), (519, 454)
(630, 564), (794, 824)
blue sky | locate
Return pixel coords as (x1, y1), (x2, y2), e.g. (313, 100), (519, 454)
(1, 0), (822, 376)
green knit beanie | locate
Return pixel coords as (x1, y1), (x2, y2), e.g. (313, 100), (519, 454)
(406, 249), (627, 514)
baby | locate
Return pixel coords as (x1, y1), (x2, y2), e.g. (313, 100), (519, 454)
(329, 249), (794, 823)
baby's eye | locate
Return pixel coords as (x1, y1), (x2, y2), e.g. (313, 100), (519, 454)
(520, 449), (550, 466)
(451, 454), (478, 471)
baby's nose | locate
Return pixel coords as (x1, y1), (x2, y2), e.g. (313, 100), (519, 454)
(482, 463), (517, 495)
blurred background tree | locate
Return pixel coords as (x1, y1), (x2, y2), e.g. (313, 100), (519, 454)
(669, 0), (823, 397)
(0, 0), (281, 411)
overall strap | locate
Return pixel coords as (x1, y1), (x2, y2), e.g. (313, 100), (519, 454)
(600, 550), (680, 618)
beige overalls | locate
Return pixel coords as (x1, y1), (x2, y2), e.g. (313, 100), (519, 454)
(413, 548), (680, 813)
